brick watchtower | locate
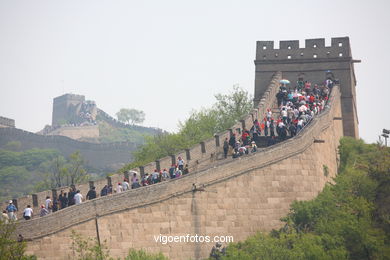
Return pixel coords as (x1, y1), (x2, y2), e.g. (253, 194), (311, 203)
(254, 37), (359, 138)
(52, 93), (85, 126)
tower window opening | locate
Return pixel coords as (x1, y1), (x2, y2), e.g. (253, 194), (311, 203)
(313, 54), (318, 58)
(338, 42), (343, 47)
(263, 46), (267, 50)
(339, 53), (343, 57)
(287, 46), (291, 50)
(287, 55), (291, 59)
(313, 44), (317, 48)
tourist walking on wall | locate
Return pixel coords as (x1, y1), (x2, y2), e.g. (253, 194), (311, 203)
(1, 210), (9, 223)
(100, 185), (108, 196)
(223, 138), (229, 158)
(86, 187), (97, 200)
(161, 169), (169, 181)
(169, 165), (176, 179)
(40, 205), (49, 217)
(59, 191), (68, 209)
(177, 156), (185, 171)
(74, 190), (83, 205)
(152, 170), (159, 184)
(45, 196), (52, 213)
(6, 200), (17, 221)
(131, 173), (141, 188)
(183, 164), (189, 175)
(52, 197), (59, 212)
(68, 187), (76, 206)
(228, 134), (236, 153)
(122, 179), (130, 191)
(23, 205), (33, 220)
(116, 182), (123, 193)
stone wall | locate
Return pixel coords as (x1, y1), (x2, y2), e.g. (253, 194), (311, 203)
(19, 86), (343, 260)
(46, 125), (100, 140)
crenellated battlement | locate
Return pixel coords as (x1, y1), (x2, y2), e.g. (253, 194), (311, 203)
(256, 37), (351, 61)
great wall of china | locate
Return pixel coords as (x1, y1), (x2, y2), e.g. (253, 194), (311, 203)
(3, 37), (358, 259)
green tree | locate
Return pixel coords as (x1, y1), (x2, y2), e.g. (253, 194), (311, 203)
(70, 230), (110, 260)
(38, 156), (68, 188)
(0, 220), (36, 260)
(213, 84), (253, 131)
(116, 108), (145, 125)
(33, 151), (88, 191)
(0, 166), (31, 202)
(125, 249), (169, 260)
(70, 231), (169, 260)
(66, 151), (88, 186)
(3, 141), (21, 152)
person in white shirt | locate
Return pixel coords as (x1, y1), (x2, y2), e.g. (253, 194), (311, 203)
(177, 156), (185, 171)
(23, 205), (33, 220)
(162, 169), (169, 181)
(281, 108), (288, 124)
(238, 146), (247, 156)
(45, 196), (52, 212)
(74, 190), (83, 205)
(266, 109), (272, 120)
(117, 182), (123, 193)
(297, 119), (304, 132)
(122, 179), (130, 191)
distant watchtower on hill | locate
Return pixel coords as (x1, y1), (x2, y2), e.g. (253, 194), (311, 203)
(254, 37), (359, 138)
(52, 93), (97, 127)
(52, 93), (86, 126)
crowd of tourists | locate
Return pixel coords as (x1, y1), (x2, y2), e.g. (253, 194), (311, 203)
(222, 76), (333, 159)
(77, 100), (97, 124)
(271, 77), (332, 138)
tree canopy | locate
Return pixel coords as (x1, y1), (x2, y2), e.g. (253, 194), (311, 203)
(116, 108), (145, 125)
(0, 148), (89, 202)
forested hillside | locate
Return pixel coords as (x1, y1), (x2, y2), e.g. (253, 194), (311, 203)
(0, 147), (90, 202)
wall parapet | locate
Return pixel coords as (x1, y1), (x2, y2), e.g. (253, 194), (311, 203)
(16, 86), (341, 240)
(256, 37), (352, 61)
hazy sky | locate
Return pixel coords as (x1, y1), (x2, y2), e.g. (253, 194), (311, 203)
(1, 0), (389, 143)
